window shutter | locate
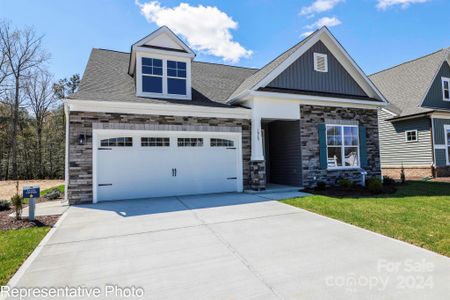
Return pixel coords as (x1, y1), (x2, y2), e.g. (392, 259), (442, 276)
(359, 126), (368, 168)
(318, 124), (327, 169)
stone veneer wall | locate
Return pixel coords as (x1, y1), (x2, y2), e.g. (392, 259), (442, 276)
(68, 111), (251, 204)
(249, 160), (266, 190)
(300, 105), (381, 187)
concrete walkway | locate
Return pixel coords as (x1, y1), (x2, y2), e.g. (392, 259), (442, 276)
(9, 201), (69, 218)
(5, 192), (450, 300)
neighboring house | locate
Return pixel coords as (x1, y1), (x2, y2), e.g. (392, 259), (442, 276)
(64, 26), (387, 204)
(370, 48), (450, 179)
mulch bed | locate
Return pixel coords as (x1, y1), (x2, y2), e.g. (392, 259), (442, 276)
(305, 184), (397, 197)
(0, 208), (60, 231)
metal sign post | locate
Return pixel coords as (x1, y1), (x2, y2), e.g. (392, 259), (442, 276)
(23, 186), (40, 221)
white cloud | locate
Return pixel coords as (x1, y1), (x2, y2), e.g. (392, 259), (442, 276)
(305, 16), (342, 29)
(376, 0), (429, 10)
(136, 1), (252, 63)
(300, 31), (314, 37)
(301, 16), (341, 38)
(300, 0), (344, 17)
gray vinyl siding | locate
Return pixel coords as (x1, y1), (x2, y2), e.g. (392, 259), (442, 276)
(378, 109), (432, 166)
(267, 120), (302, 186)
(267, 41), (367, 97)
(432, 118), (450, 166)
(422, 62), (450, 110)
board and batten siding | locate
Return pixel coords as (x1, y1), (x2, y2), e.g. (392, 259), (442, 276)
(432, 118), (450, 166)
(267, 41), (367, 97)
(422, 62), (450, 110)
(378, 109), (433, 166)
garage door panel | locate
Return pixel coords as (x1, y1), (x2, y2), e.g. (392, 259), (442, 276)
(95, 131), (241, 202)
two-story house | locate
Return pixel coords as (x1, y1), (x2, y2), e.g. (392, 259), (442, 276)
(370, 48), (450, 179)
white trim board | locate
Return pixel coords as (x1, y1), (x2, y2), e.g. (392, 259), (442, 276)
(250, 91), (385, 109)
(66, 99), (251, 119)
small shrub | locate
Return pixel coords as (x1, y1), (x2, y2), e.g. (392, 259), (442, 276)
(337, 178), (353, 189)
(382, 176), (396, 186)
(316, 181), (326, 190)
(367, 178), (383, 194)
(0, 200), (11, 211)
(11, 194), (23, 220)
(400, 164), (406, 184)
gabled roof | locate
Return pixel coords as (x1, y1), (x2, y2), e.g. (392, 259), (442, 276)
(70, 49), (257, 107)
(128, 26), (196, 75)
(228, 27), (387, 104)
(369, 48), (450, 117)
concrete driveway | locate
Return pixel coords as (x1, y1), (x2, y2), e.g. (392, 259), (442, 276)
(6, 192), (450, 299)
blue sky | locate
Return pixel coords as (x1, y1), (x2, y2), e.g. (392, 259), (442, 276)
(1, 0), (449, 80)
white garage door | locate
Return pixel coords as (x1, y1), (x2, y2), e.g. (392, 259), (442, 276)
(94, 130), (242, 202)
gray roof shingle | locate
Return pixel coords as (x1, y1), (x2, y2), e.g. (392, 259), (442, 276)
(70, 49), (258, 107)
(369, 48), (448, 117)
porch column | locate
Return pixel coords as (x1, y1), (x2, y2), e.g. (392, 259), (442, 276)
(250, 114), (266, 190)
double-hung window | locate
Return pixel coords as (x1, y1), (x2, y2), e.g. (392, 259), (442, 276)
(142, 58), (163, 93)
(442, 77), (450, 101)
(326, 125), (359, 168)
(167, 60), (187, 95)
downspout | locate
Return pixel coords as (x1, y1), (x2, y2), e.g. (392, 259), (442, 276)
(430, 116), (436, 177)
(64, 101), (70, 203)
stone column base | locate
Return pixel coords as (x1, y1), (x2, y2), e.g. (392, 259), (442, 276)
(250, 160), (266, 191)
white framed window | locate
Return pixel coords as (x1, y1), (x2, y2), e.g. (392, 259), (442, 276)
(210, 138), (234, 147)
(442, 77), (450, 101)
(141, 137), (170, 147)
(100, 137), (133, 147)
(405, 130), (418, 142)
(136, 53), (191, 100)
(314, 53), (328, 73)
(326, 124), (359, 169)
(177, 138), (203, 147)
(142, 58), (163, 93)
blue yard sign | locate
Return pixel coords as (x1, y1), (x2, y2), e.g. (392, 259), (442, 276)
(23, 186), (40, 198)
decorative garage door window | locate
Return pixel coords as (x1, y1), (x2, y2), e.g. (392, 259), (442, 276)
(141, 137), (170, 147)
(326, 125), (359, 168)
(210, 138), (234, 147)
(177, 138), (203, 147)
(100, 137), (133, 147)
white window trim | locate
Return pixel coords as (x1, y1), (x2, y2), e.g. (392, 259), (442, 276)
(313, 53), (328, 73)
(326, 124), (360, 170)
(405, 130), (418, 143)
(445, 125), (450, 166)
(136, 52), (192, 100)
(442, 77), (450, 101)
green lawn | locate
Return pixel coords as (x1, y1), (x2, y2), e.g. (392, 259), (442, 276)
(282, 181), (450, 257)
(0, 227), (50, 285)
(41, 184), (65, 197)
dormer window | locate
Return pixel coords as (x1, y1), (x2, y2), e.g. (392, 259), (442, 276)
(130, 26), (195, 100)
(442, 77), (450, 101)
(167, 60), (187, 95)
(142, 58), (163, 93)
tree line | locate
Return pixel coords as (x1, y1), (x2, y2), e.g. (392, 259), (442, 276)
(0, 20), (79, 180)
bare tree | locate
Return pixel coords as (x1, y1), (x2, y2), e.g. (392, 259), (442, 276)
(25, 71), (56, 178)
(0, 20), (49, 179)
